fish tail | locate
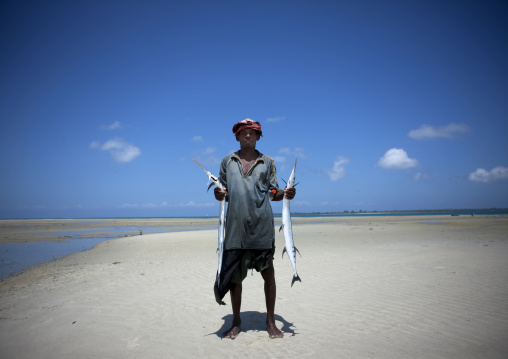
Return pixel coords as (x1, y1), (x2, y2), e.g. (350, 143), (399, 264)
(291, 274), (301, 287)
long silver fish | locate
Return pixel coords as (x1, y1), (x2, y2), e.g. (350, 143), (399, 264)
(193, 158), (226, 287)
(280, 158), (301, 286)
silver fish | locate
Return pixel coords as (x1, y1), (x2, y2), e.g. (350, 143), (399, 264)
(280, 158), (301, 286)
(193, 158), (226, 287)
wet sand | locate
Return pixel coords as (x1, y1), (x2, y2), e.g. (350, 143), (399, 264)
(0, 218), (219, 244)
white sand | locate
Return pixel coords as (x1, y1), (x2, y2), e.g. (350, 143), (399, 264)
(1, 215), (507, 358)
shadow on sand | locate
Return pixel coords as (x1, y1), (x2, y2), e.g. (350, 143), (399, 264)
(208, 311), (297, 338)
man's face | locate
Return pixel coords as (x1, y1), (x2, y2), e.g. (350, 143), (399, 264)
(237, 128), (260, 149)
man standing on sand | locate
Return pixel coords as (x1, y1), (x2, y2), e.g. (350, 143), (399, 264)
(213, 118), (296, 339)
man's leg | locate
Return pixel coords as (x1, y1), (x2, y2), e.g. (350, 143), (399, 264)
(223, 282), (242, 339)
(261, 259), (284, 338)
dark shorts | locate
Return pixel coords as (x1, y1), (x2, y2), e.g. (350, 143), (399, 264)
(230, 248), (275, 284)
(214, 246), (275, 304)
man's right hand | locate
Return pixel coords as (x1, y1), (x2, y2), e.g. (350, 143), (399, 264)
(214, 187), (228, 201)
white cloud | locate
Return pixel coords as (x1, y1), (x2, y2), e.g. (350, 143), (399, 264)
(413, 172), (429, 181)
(203, 147), (216, 155)
(193, 147), (220, 165)
(294, 200), (311, 206)
(174, 201), (216, 208)
(327, 156), (349, 181)
(378, 148), (419, 169)
(468, 166), (508, 183)
(265, 116), (285, 123)
(108, 121), (122, 130)
(89, 141), (100, 149)
(91, 138), (141, 163)
(279, 147), (306, 159)
(192, 135), (204, 142)
(118, 201), (215, 208)
(408, 122), (470, 139)
(100, 121), (123, 130)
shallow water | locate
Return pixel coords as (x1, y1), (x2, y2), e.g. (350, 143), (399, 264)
(0, 224), (215, 280)
(0, 237), (110, 279)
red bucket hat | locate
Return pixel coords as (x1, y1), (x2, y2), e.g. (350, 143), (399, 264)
(232, 118), (263, 137)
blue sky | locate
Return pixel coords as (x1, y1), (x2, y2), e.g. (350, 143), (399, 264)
(1, 0), (507, 218)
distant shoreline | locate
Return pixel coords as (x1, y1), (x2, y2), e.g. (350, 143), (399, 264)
(1, 208), (507, 220)
(288, 208), (508, 217)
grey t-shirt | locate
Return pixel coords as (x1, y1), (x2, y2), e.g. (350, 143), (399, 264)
(219, 151), (282, 250)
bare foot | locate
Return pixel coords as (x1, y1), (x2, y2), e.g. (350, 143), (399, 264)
(223, 320), (241, 339)
(267, 320), (284, 339)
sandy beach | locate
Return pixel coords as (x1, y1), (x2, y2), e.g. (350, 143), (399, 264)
(1, 215), (507, 358)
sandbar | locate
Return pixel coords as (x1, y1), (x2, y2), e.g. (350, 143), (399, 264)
(1, 215), (507, 358)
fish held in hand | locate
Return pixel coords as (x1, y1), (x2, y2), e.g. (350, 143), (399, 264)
(279, 158), (301, 287)
(193, 158), (226, 298)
